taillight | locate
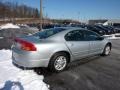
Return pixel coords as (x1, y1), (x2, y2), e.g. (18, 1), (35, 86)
(15, 38), (37, 51)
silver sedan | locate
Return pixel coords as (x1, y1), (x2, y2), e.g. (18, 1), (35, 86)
(12, 27), (112, 72)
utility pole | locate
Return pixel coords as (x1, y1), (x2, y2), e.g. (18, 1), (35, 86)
(40, 0), (43, 31)
(78, 12), (80, 21)
(43, 6), (45, 26)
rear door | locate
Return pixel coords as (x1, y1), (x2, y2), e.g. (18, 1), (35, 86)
(83, 30), (104, 55)
(65, 30), (90, 60)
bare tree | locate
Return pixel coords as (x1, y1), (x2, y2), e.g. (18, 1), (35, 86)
(0, 1), (40, 19)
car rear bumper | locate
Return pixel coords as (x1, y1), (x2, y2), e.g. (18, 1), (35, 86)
(12, 50), (49, 68)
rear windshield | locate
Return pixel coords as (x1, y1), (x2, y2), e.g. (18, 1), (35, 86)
(33, 28), (66, 39)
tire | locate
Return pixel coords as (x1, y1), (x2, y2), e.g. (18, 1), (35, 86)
(48, 53), (69, 72)
(101, 44), (111, 56)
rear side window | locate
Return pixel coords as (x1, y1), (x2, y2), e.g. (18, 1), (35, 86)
(33, 28), (66, 39)
(65, 30), (84, 41)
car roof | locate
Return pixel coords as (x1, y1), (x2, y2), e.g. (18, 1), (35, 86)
(52, 27), (83, 30)
(45, 27), (99, 41)
(54, 27), (86, 31)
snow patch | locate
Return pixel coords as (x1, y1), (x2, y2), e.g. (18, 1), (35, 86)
(0, 37), (4, 39)
(0, 23), (20, 29)
(0, 49), (12, 61)
(0, 49), (49, 90)
(104, 34), (120, 40)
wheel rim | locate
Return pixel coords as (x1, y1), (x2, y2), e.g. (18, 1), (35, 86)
(105, 46), (111, 55)
(54, 56), (67, 71)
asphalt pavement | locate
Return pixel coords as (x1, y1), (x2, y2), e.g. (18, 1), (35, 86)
(35, 40), (120, 90)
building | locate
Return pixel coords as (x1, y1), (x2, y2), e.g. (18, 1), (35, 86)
(103, 19), (120, 26)
(88, 19), (108, 25)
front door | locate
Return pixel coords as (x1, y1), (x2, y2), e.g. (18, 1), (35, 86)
(83, 30), (104, 55)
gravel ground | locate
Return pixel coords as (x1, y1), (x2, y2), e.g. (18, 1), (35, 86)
(35, 40), (120, 90)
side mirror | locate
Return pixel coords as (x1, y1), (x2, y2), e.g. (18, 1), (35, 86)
(96, 36), (104, 40)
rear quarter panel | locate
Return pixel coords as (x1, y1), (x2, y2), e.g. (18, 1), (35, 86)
(35, 40), (73, 61)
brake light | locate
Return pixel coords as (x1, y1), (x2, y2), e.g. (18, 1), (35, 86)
(15, 38), (37, 51)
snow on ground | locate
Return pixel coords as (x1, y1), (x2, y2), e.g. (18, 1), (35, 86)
(104, 33), (120, 40)
(0, 37), (4, 39)
(0, 23), (20, 29)
(0, 49), (49, 90)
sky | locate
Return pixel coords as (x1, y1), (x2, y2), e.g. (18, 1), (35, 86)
(3, 0), (120, 21)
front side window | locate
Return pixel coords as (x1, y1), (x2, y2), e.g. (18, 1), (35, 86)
(65, 30), (84, 41)
(83, 30), (100, 41)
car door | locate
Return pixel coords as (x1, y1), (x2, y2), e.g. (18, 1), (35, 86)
(83, 30), (105, 55)
(65, 30), (90, 60)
